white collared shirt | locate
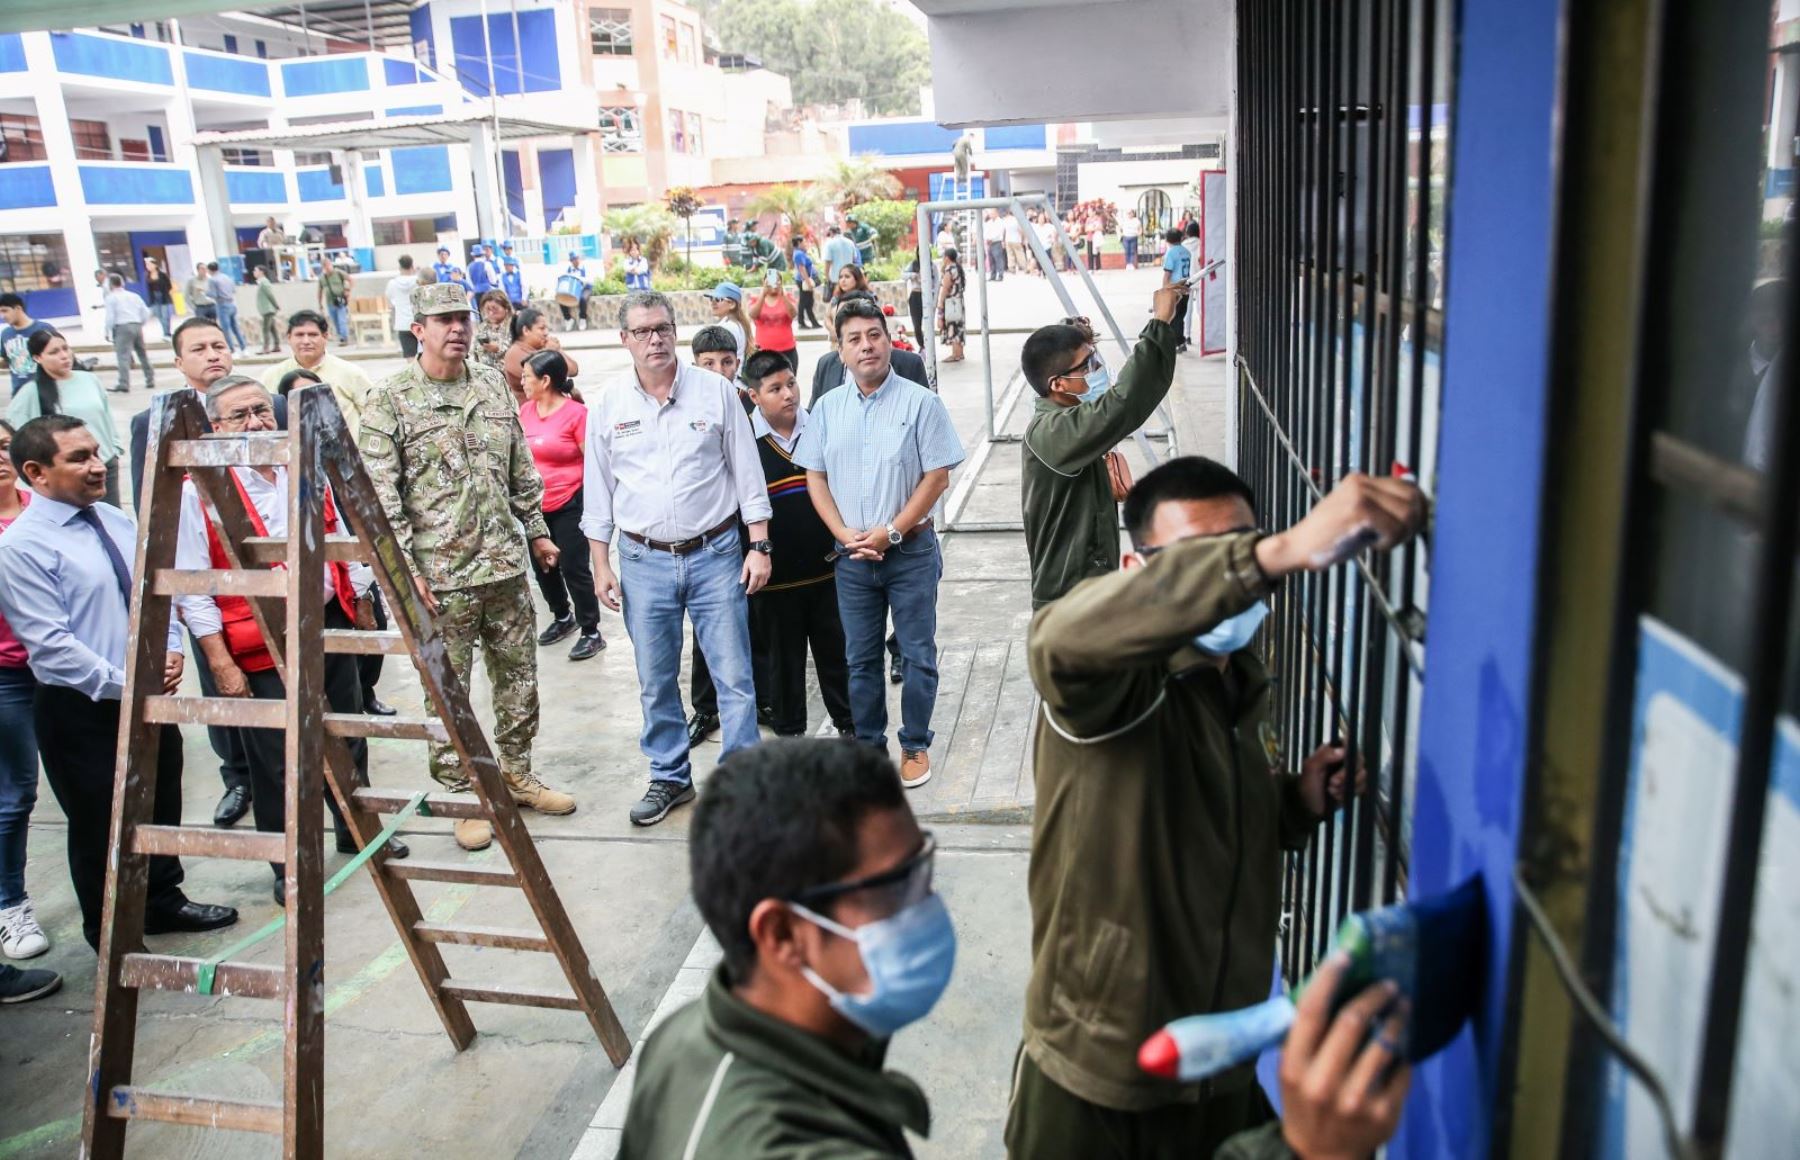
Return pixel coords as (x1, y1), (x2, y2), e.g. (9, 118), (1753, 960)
(750, 405), (808, 455)
(581, 362), (773, 544)
(173, 466), (373, 638)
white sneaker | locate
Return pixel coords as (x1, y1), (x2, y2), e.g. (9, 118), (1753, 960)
(0, 900), (49, 959)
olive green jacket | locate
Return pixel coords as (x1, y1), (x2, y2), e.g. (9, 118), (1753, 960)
(358, 360), (550, 593)
(619, 967), (929, 1159)
(1021, 319), (1177, 608)
(1024, 532), (1321, 1112)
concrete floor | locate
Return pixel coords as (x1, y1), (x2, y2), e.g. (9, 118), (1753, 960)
(0, 269), (1227, 1159)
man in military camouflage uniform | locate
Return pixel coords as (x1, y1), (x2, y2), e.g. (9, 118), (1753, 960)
(359, 282), (579, 850)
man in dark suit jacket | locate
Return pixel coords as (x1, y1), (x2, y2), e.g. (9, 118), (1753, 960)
(808, 345), (929, 409)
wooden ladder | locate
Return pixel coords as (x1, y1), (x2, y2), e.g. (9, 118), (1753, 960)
(81, 386), (630, 1158)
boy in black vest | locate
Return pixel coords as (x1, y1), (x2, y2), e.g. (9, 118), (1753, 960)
(743, 350), (854, 738)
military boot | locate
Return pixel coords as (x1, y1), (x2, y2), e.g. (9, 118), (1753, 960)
(454, 818), (493, 851)
(506, 770), (577, 816)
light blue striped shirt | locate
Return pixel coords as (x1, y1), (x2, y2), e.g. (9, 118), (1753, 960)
(0, 494), (179, 701)
(793, 366), (964, 532)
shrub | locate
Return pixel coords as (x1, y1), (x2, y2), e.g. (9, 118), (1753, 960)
(852, 199), (919, 258)
(590, 276), (629, 297)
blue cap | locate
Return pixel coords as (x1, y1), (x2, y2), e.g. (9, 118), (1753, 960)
(710, 282), (742, 302)
(500, 240), (513, 249)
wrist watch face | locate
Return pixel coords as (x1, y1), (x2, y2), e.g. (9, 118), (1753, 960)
(887, 526), (904, 545)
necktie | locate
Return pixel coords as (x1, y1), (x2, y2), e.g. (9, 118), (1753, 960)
(74, 505), (133, 605)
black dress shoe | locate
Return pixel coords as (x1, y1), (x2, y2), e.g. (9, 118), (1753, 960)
(363, 694), (398, 717)
(145, 901), (239, 935)
(757, 705), (776, 728)
(336, 834), (410, 859)
(272, 878), (286, 907)
(686, 710), (720, 748)
(889, 654), (905, 685)
(538, 615), (578, 646)
(213, 786), (251, 828)
(568, 631), (606, 661)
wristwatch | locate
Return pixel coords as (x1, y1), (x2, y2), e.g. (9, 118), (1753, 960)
(886, 524), (904, 546)
(749, 540), (773, 555)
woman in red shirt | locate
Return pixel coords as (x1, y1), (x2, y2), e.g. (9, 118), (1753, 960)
(0, 419), (51, 962)
(750, 271), (800, 374)
(518, 351), (604, 660)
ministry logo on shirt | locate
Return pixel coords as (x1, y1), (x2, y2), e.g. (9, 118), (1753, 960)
(689, 420), (709, 433)
(615, 420), (642, 437)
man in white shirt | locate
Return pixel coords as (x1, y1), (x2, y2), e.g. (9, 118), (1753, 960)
(584, 291), (774, 826)
(172, 377), (406, 903)
(103, 274), (155, 394)
(386, 255), (421, 359)
(983, 210), (1008, 282)
(1003, 211), (1027, 276)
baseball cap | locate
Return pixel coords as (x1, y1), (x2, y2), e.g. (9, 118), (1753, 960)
(412, 282), (473, 317)
(710, 282), (743, 303)
(436, 245), (450, 254)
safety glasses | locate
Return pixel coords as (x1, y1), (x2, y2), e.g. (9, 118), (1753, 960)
(791, 832), (937, 918)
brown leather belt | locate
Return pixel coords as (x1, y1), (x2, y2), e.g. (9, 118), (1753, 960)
(901, 518), (933, 541)
(621, 516), (737, 556)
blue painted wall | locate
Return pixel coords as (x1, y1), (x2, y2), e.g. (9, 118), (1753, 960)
(183, 50), (271, 96)
(448, 9), (560, 96)
(365, 165), (386, 198)
(409, 5), (436, 71)
(386, 104), (443, 117)
(295, 167), (345, 202)
(51, 32), (172, 85)
(390, 145), (453, 195)
(78, 165), (192, 205)
(280, 55), (369, 97)
(0, 166), (57, 210)
(538, 148), (576, 220)
(24, 289), (78, 320)
(848, 120), (961, 156)
(384, 56), (422, 85)
(1396, 0), (1559, 1155)
(985, 124), (1047, 151)
(226, 169), (288, 205)
(0, 34), (26, 72)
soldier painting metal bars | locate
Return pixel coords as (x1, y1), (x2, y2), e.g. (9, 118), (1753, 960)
(1234, 0), (1454, 983)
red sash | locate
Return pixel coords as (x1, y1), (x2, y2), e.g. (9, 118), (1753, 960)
(201, 472), (357, 673)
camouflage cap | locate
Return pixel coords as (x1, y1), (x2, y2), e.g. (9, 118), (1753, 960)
(412, 281), (472, 317)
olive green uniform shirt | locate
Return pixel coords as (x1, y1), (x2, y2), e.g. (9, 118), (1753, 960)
(1021, 319), (1178, 608)
(358, 359), (550, 593)
(620, 967), (929, 1159)
(1024, 533), (1321, 1112)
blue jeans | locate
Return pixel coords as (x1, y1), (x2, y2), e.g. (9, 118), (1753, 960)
(1123, 237), (1139, 268)
(617, 524), (758, 786)
(150, 302), (174, 338)
(216, 302), (246, 351)
(834, 527), (943, 752)
(0, 665), (39, 909)
(328, 303), (351, 342)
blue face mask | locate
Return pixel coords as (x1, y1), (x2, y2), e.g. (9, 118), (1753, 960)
(790, 893), (957, 1039)
(1194, 601), (1269, 656)
(1081, 363), (1112, 400)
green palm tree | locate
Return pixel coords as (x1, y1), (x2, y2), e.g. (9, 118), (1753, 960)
(817, 156), (901, 212)
(748, 184), (826, 247)
(603, 204), (679, 267)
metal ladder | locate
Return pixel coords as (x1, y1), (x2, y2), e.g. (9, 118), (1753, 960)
(81, 386), (630, 1158)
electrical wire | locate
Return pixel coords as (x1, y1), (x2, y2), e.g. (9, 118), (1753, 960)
(1511, 866), (1698, 1160)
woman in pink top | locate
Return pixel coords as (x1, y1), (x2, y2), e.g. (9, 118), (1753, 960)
(0, 419), (50, 959)
(750, 270), (800, 374)
(519, 350), (604, 661)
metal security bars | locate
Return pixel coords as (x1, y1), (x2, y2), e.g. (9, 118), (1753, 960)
(1235, 0), (1455, 982)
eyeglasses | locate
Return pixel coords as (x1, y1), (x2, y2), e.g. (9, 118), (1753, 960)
(790, 832), (937, 919)
(218, 403), (275, 424)
(625, 323), (677, 342)
(1055, 350), (1104, 382)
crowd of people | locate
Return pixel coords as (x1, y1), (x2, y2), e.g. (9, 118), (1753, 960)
(0, 230), (1424, 1159)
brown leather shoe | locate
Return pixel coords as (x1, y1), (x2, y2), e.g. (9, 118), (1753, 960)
(506, 770), (577, 816)
(454, 818), (493, 851)
(900, 749), (932, 789)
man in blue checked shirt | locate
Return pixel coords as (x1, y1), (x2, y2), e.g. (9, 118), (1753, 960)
(0, 415), (239, 950)
(794, 298), (965, 790)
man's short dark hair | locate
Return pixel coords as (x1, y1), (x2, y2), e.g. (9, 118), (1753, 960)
(171, 316), (224, 355)
(833, 296), (886, 338)
(1021, 324), (1090, 397)
(10, 415), (87, 473)
(691, 739), (906, 982)
(398, 255), (414, 271)
(107, 274), (124, 289)
(1184, 221), (1201, 238)
(207, 261), (220, 272)
(691, 325), (738, 359)
(742, 349), (793, 389)
(1122, 456), (1259, 548)
(0, 292), (24, 311)
(286, 309), (328, 335)
(1164, 228), (1185, 246)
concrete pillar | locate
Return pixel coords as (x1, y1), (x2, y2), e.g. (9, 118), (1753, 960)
(571, 134), (602, 232)
(468, 121), (504, 240)
(20, 32), (104, 317)
(164, 23), (223, 263)
(341, 150), (374, 248)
